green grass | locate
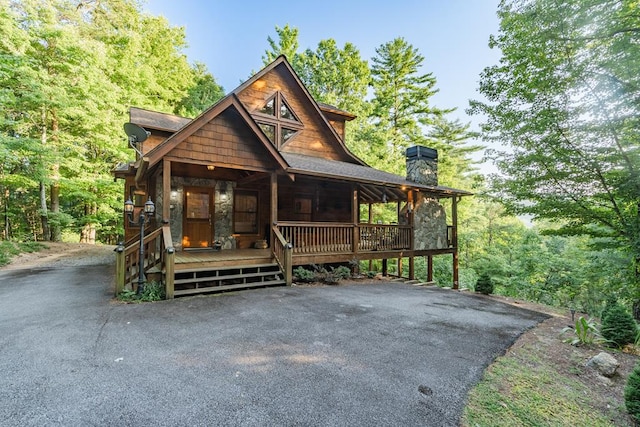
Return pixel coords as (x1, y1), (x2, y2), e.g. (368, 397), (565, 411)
(462, 351), (617, 427)
(0, 241), (47, 266)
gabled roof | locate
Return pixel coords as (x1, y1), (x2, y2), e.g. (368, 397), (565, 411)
(144, 93), (289, 171)
(283, 153), (472, 198)
(232, 55), (365, 165)
(130, 107), (190, 132)
(317, 102), (356, 121)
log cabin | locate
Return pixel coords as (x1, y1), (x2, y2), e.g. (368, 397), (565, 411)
(113, 55), (471, 298)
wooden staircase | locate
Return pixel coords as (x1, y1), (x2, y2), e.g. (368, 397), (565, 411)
(172, 262), (286, 297)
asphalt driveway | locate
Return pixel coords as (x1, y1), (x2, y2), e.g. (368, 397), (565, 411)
(0, 256), (548, 426)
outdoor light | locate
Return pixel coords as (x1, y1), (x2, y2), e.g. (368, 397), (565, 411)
(382, 191), (388, 203)
(124, 198), (134, 213)
(207, 165), (216, 171)
(124, 196), (155, 295)
(144, 197), (155, 215)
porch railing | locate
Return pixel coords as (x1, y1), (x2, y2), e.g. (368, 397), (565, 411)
(278, 222), (353, 254)
(275, 222), (412, 255)
(115, 225), (174, 297)
(272, 225), (292, 285)
(358, 224), (412, 252)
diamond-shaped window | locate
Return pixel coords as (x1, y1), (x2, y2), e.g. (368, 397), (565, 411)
(254, 92), (303, 148)
(258, 123), (275, 144)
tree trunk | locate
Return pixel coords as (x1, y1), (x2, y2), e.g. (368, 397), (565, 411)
(49, 114), (61, 242)
(39, 108), (50, 241)
(50, 174), (61, 242)
(39, 181), (49, 241)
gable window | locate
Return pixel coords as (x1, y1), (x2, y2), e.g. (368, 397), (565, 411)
(258, 123), (275, 143)
(254, 92), (303, 148)
(234, 190), (259, 234)
(260, 97), (275, 116)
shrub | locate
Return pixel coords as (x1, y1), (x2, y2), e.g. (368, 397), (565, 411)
(118, 281), (165, 302)
(332, 265), (351, 280)
(293, 266), (316, 282)
(601, 303), (638, 348)
(625, 362), (640, 422)
(139, 281), (165, 301)
(601, 295), (618, 320)
(475, 273), (494, 295)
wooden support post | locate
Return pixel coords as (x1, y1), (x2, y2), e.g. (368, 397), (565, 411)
(452, 197), (459, 290)
(398, 257), (402, 278)
(427, 255), (433, 282)
(115, 243), (125, 296)
(352, 185), (359, 254)
(285, 244), (293, 286)
(409, 257), (415, 280)
(270, 173), (278, 225)
(165, 247), (175, 299)
(382, 258), (388, 276)
(162, 159), (171, 223)
(453, 252), (459, 290)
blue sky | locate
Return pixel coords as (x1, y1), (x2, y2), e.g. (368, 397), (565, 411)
(144, 0), (502, 164)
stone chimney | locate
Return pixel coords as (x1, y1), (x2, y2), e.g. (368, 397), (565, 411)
(406, 145), (438, 186)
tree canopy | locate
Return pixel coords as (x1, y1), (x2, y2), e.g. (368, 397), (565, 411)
(470, 0), (640, 263)
(0, 0), (222, 242)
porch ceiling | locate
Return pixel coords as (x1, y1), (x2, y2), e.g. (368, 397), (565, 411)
(170, 162), (257, 182)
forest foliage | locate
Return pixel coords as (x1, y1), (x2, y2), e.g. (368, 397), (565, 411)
(1, 0), (637, 316)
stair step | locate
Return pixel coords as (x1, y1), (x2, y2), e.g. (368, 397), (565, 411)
(174, 270), (282, 285)
(174, 280), (287, 296)
(175, 263), (280, 274)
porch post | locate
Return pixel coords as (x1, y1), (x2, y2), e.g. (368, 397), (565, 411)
(409, 257), (415, 280)
(165, 246), (175, 299)
(427, 255), (433, 282)
(352, 185), (359, 255)
(115, 243), (125, 296)
(162, 159), (171, 223)
(452, 197), (459, 290)
(270, 173), (278, 225)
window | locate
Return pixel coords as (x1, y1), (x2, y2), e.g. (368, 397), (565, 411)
(281, 127), (297, 144)
(253, 92), (303, 148)
(260, 97), (275, 116)
(280, 100), (296, 121)
(234, 191), (258, 234)
(258, 123), (275, 143)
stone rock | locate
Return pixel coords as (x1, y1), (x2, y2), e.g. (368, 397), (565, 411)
(586, 352), (619, 377)
(413, 196), (448, 250)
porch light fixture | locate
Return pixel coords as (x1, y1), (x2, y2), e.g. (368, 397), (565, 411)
(382, 191), (388, 203)
(124, 196), (155, 295)
(207, 165), (216, 171)
(219, 186), (227, 201)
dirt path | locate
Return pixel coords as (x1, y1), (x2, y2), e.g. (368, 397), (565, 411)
(0, 242), (116, 271)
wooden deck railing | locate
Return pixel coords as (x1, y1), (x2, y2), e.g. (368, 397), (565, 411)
(272, 225), (292, 285)
(278, 222), (354, 254)
(358, 224), (412, 252)
(275, 222), (412, 255)
(115, 225), (174, 297)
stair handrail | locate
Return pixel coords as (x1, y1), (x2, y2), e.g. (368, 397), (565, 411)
(162, 225), (175, 299)
(272, 224), (293, 286)
(115, 226), (164, 295)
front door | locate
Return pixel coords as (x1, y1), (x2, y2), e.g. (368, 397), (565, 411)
(182, 187), (214, 249)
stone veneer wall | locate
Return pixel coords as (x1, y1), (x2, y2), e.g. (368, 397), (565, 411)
(214, 181), (235, 249)
(413, 196), (448, 250)
(155, 176), (236, 250)
(406, 158), (438, 187)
